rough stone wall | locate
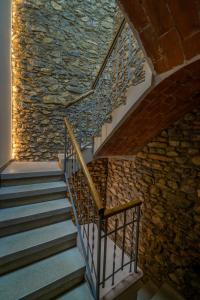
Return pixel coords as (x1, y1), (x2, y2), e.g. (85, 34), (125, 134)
(12, 0), (118, 160)
(69, 158), (108, 225)
(88, 158), (108, 205)
(106, 106), (200, 299)
(66, 21), (145, 144)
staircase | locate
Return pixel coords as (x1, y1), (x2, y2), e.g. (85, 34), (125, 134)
(0, 164), (186, 300)
(0, 161), (93, 299)
(65, 18), (150, 159)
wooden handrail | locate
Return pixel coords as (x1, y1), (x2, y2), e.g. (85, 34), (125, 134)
(64, 116), (141, 217)
(65, 116), (142, 217)
(65, 90), (94, 109)
(92, 18), (126, 90)
(104, 199), (142, 218)
(64, 117), (104, 212)
(65, 18), (126, 109)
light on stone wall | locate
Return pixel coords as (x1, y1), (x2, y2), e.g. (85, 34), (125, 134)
(11, 0), (20, 160)
(11, 0), (15, 159)
(10, 0), (122, 161)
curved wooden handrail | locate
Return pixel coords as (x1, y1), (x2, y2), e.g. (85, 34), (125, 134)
(65, 89), (94, 109)
(92, 18), (126, 90)
(65, 18), (126, 109)
(64, 117), (104, 212)
(64, 115), (142, 217)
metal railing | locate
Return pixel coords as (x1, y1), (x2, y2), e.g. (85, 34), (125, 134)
(64, 117), (142, 300)
(65, 19), (126, 110)
(65, 18), (145, 148)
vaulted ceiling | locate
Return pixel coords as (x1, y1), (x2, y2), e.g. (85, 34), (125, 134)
(118, 0), (200, 74)
(95, 0), (200, 157)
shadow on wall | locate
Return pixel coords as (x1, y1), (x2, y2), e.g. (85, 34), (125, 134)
(105, 105), (200, 300)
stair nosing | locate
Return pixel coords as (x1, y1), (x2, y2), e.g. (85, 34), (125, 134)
(0, 207), (69, 228)
(0, 247), (85, 300)
(0, 221), (77, 263)
(0, 199), (70, 227)
(0, 234), (76, 264)
(1, 170), (63, 180)
(0, 181), (67, 200)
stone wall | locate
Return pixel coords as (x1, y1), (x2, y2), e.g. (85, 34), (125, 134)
(12, 0), (118, 160)
(106, 106), (200, 299)
(88, 158), (108, 205)
(69, 158), (108, 225)
(66, 21), (145, 145)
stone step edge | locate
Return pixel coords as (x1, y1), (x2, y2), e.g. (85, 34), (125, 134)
(0, 224), (77, 275)
(0, 249), (85, 300)
(0, 182), (67, 200)
(0, 204), (71, 228)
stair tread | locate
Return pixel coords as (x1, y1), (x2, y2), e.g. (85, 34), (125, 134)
(1, 161), (62, 179)
(0, 181), (66, 200)
(0, 247), (85, 300)
(151, 283), (185, 300)
(0, 198), (70, 224)
(137, 281), (158, 300)
(58, 282), (94, 300)
(0, 220), (76, 259)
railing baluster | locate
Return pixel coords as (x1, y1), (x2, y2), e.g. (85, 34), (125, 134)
(76, 160), (80, 222)
(96, 212), (103, 300)
(87, 206), (90, 260)
(72, 146), (75, 180)
(134, 206), (140, 273)
(67, 142), (70, 181)
(64, 113), (142, 297)
(121, 210), (127, 270)
(81, 169), (86, 240)
(64, 126), (67, 177)
(102, 218), (108, 288)
(129, 208), (135, 273)
(91, 208), (95, 273)
(112, 218), (118, 286)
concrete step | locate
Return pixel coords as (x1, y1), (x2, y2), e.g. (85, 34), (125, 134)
(1, 175), (63, 187)
(58, 282), (94, 300)
(0, 198), (71, 237)
(0, 181), (66, 208)
(1, 161), (63, 186)
(137, 281), (158, 300)
(0, 247), (85, 300)
(0, 220), (77, 275)
(151, 283), (185, 300)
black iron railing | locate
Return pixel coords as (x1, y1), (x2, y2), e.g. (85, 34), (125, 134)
(64, 117), (142, 300)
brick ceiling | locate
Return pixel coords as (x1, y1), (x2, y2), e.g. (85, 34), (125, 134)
(118, 0), (200, 74)
(95, 0), (200, 157)
(96, 59), (200, 156)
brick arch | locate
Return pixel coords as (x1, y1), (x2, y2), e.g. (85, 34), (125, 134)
(118, 0), (200, 74)
(96, 58), (200, 156)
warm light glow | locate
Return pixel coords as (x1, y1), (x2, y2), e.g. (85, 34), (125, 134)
(11, 0), (15, 160)
(11, 0), (20, 160)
